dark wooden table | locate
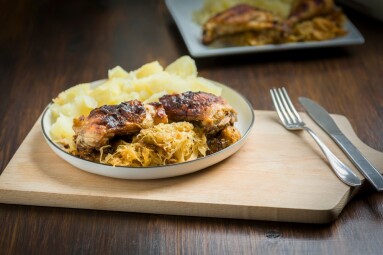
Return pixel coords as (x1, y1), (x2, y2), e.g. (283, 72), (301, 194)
(1, 0), (382, 254)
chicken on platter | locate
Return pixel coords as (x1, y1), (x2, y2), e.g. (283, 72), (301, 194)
(199, 0), (347, 46)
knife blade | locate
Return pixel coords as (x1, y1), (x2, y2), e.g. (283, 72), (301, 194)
(299, 97), (383, 191)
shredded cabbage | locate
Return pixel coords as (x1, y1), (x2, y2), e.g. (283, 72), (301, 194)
(100, 122), (208, 167)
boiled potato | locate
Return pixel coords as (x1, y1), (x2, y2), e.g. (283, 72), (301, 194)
(135, 61), (163, 79)
(73, 95), (98, 116)
(53, 83), (91, 105)
(90, 80), (124, 105)
(191, 77), (222, 96)
(131, 72), (189, 96)
(143, 91), (168, 103)
(50, 113), (75, 140)
(108, 66), (130, 79)
(165, 56), (197, 78)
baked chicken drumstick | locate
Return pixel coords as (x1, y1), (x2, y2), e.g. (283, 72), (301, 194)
(159, 91), (237, 135)
(73, 100), (168, 155)
(202, 4), (282, 45)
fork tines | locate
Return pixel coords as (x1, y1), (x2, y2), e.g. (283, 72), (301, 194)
(270, 87), (303, 129)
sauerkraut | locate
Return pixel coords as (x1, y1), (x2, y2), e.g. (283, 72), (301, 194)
(100, 122), (208, 167)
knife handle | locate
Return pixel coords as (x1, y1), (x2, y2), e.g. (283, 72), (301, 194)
(333, 134), (383, 191)
(304, 127), (361, 186)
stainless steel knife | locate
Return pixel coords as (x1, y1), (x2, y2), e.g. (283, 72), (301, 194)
(299, 97), (383, 191)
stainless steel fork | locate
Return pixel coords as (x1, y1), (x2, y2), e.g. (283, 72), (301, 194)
(270, 87), (361, 187)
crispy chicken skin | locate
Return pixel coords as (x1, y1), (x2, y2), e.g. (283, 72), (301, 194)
(202, 4), (282, 45)
(73, 100), (168, 153)
(286, 0), (334, 26)
(159, 91), (237, 134)
(201, 0), (337, 45)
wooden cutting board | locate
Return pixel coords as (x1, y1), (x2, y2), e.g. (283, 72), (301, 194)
(0, 110), (382, 223)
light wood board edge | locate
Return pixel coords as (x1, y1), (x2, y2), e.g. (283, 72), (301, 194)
(0, 111), (382, 224)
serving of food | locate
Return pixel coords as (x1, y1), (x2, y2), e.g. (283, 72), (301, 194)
(164, 0), (363, 57)
(195, 0), (347, 47)
(42, 56), (254, 179)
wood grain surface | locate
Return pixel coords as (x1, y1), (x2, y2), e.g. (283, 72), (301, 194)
(1, 0), (383, 254)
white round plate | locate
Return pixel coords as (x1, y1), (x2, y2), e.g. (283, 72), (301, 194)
(41, 80), (255, 179)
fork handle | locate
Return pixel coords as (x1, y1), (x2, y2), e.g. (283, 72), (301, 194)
(303, 127), (361, 187)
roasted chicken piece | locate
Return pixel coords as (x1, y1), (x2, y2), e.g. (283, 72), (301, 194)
(159, 91), (237, 134)
(286, 0), (335, 26)
(202, 4), (282, 45)
(207, 125), (242, 155)
(73, 100), (168, 154)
